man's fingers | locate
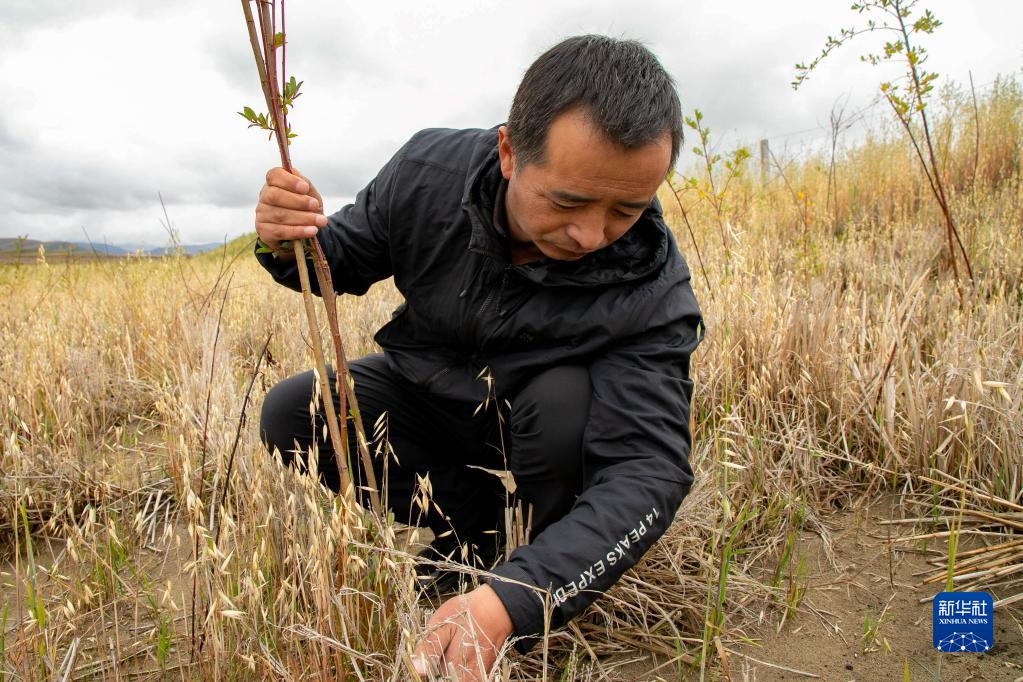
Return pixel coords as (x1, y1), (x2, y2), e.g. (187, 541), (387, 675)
(411, 637), (446, 680)
(412, 611), (457, 680)
(255, 168), (327, 250)
(256, 222), (320, 243)
(411, 592), (506, 681)
(261, 185), (321, 212)
(265, 167), (323, 203)
(255, 203), (326, 227)
(290, 167), (313, 195)
(446, 621), (490, 682)
(265, 166), (310, 194)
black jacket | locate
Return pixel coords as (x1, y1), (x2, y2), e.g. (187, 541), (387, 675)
(255, 125), (705, 653)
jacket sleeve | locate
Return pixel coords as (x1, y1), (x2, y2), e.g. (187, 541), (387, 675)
(254, 145), (407, 296)
(484, 270), (704, 654)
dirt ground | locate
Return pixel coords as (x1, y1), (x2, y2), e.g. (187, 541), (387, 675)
(615, 500), (1023, 681)
(4, 503), (1021, 680)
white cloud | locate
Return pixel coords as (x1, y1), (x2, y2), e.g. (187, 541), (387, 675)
(0, 0), (1019, 245)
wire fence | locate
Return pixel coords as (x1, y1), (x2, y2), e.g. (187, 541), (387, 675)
(759, 76), (1004, 147)
(676, 74), (1012, 184)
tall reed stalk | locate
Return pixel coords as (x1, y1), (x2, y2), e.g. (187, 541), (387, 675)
(239, 0), (381, 518)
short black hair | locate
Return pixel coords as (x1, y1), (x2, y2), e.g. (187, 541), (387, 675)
(506, 35), (683, 170)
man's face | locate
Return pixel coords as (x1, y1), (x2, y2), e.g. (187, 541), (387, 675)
(498, 108), (672, 262)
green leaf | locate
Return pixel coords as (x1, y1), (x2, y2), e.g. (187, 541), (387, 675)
(285, 75), (303, 98)
(237, 106), (262, 124)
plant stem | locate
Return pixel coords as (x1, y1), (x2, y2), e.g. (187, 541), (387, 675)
(893, 1), (973, 284)
(256, 2), (292, 170)
(281, 0), (288, 142)
(307, 244), (382, 514)
(694, 117), (729, 254)
(292, 238), (352, 495)
(240, 1), (271, 111)
(240, 0), (382, 516)
(667, 181), (714, 302)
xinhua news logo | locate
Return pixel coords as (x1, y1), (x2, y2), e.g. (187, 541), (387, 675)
(933, 591), (993, 653)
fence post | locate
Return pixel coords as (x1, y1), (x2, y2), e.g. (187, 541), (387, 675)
(760, 139), (770, 184)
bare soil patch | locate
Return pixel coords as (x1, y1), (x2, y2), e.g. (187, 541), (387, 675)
(603, 499), (1022, 681)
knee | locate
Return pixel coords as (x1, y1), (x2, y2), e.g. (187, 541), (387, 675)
(258, 371), (314, 463)
(510, 365), (591, 482)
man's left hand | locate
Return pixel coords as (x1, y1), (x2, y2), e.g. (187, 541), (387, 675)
(412, 584), (513, 680)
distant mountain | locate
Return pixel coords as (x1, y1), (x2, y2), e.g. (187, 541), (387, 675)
(191, 233), (258, 262)
(0, 237), (86, 254)
(0, 237), (225, 257)
(139, 243), (223, 256)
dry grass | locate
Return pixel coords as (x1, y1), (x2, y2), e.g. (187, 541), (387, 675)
(1, 77), (1021, 679)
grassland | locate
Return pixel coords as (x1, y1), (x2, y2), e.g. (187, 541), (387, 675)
(1, 77), (1021, 679)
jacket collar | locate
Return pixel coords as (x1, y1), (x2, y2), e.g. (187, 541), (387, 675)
(461, 126), (670, 287)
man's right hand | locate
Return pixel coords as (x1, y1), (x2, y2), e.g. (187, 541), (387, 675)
(255, 167), (328, 256)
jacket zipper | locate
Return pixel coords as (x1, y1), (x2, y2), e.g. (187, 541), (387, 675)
(433, 258), (502, 385)
(424, 365), (452, 385)
(477, 286), (496, 316)
(475, 264), (511, 350)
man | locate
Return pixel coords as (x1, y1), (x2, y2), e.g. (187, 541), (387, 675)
(255, 35), (704, 679)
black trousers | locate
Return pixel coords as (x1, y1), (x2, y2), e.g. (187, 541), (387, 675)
(258, 353), (590, 550)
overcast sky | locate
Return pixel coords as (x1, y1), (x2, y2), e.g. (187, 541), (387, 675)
(1, 1), (1019, 247)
